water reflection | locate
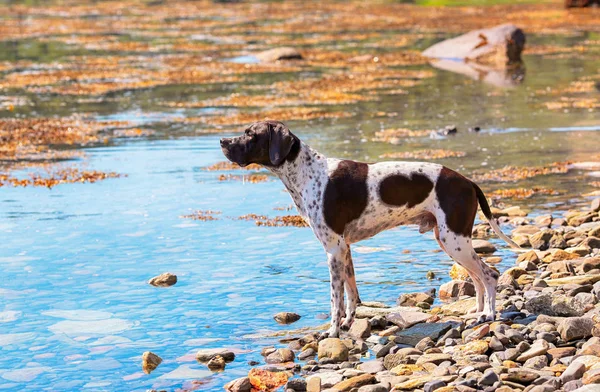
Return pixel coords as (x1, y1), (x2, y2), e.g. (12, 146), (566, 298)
(428, 59), (526, 88)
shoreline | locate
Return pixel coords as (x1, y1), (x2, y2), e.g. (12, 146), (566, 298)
(213, 197), (600, 392)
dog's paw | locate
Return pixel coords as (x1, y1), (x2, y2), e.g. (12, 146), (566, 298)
(320, 326), (340, 340)
(340, 317), (354, 331)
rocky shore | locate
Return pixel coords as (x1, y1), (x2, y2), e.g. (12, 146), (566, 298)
(216, 198), (600, 392)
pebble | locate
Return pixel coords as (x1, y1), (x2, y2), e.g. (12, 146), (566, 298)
(274, 312), (301, 324)
(148, 272), (177, 287)
(142, 351), (162, 374)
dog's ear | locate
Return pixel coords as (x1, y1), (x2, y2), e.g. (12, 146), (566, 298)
(268, 122), (294, 166)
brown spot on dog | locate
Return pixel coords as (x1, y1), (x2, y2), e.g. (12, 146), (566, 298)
(379, 173), (433, 208)
(435, 167), (478, 237)
(323, 160), (369, 235)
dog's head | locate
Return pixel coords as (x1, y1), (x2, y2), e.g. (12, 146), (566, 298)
(220, 121), (297, 167)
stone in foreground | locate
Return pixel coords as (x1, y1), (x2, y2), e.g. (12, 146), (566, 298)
(142, 351), (162, 374)
(395, 322), (454, 346)
(318, 338), (349, 362)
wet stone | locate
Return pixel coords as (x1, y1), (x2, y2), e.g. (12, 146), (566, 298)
(142, 351), (162, 374)
(207, 355), (226, 371)
(148, 272), (177, 287)
(274, 312), (301, 324)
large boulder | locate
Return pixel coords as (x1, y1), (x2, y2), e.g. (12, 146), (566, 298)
(422, 24), (525, 68)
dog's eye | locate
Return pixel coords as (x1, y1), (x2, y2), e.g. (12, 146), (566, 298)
(245, 129), (255, 137)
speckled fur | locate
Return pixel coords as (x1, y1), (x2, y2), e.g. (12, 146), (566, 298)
(268, 142), (503, 337)
(222, 123), (513, 338)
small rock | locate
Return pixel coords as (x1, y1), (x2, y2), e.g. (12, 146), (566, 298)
(142, 351), (162, 374)
(307, 376), (321, 392)
(582, 368), (600, 385)
(398, 292), (434, 306)
(331, 374), (376, 392)
(358, 384), (388, 392)
(373, 342), (396, 358)
(248, 368), (289, 390)
(516, 339), (549, 362)
(286, 378), (307, 392)
(558, 317), (595, 341)
(274, 312), (301, 324)
(358, 360), (386, 374)
(386, 310), (430, 329)
(530, 229), (554, 250)
(196, 348), (235, 363)
(523, 355), (548, 369)
(394, 322), (454, 346)
(479, 368), (500, 386)
(207, 355), (226, 371)
(426, 271), (436, 280)
(424, 380), (447, 392)
(472, 240), (497, 254)
(517, 250), (540, 265)
(318, 338), (349, 362)
(224, 377), (252, 392)
(266, 348), (295, 364)
(439, 280), (475, 299)
(561, 361), (586, 383)
(148, 272), (177, 287)
(349, 318), (371, 339)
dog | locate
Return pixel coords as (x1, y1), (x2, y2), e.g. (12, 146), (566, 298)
(220, 120), (519, 338)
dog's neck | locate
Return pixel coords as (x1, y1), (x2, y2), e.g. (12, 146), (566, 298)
(267, 141), (327, 214)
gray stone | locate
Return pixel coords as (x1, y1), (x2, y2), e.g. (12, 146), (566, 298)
(358, 384), (389, 392)
(479, 368), (500, 386)
(523, 355), (548, 369)
(286, 378), (307, 392)
(561, 361), (586, 384)
(373, 342), (396, 358)
(358, 360), (386, 374)
(516, 339), (549, 362)
(148, 272), (177, 287)
(386, 311), (430, 329)
(394, 322), (454, 346)
(558, 317), (595, 341)
(424, 380), (446, 392)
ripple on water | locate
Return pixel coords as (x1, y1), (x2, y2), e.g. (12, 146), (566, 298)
(1, 366), (51, 382)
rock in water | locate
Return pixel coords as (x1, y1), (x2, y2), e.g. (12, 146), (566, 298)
(422, 24), (525, 68)
(274, 312), (301, 324)
(255, 47), (303, 63)
(142, 351), (162, 374)
(207, 354), (226, 371)
(148, 272), (177, 287)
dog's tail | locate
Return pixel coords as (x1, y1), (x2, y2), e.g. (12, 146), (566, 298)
(473, 182), (521, 249)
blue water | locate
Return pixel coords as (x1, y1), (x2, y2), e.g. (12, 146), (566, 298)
(1, 136), (516, 391)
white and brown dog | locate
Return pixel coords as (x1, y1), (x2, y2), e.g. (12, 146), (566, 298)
(221, 120), (519, 338)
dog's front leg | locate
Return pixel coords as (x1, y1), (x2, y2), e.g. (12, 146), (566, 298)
(323, 247), (346, 339)
(341, 246), (359, 331)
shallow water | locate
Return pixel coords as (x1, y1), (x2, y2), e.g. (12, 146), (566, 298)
(2, 6), (600, 391)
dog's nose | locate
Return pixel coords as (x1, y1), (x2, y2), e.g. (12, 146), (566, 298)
(220, 138), (231, 147)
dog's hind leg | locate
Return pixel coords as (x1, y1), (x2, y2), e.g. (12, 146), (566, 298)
(341, 245), (359, 331)
(438, 229), (498, 322)
(434, 226), (485, 313)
